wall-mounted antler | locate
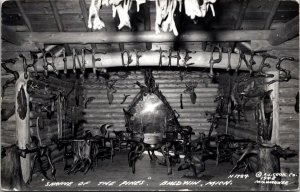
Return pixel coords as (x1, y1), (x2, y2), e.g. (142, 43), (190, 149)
(156, 48), (167, 67)
(120, 94), (130, 104)
(234, 49), (256, 75)
(121, 50), (133, 67)
(134, 49), (145, 67)
(208, 45), (222, 78)
(106, 79), (118, 105)
(84, 97), (96, 108)
(42, 49), (58, 77)
(1, 59), (19, 98)
(256, 53), (277, 78)
(62, 48), (68, 75)
(72, 48), (85, 74)
(183, 80), (198, 104)
(226, 47), (232, 71)
(267, 56), (294, 85)
(168, 49), (181, 67)
(92, 49), (105, 75)
(20, 53), (39, 79)
(183, 49), (196, 68)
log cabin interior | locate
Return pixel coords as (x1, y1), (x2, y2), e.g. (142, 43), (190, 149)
(1, 0), (299, 191)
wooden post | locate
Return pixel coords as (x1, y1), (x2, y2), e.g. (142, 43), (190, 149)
(265, 71), (280, 144)
(57, 95), (63, 139)
(15, 72), (30, 183)
(258, 145), (281, 191)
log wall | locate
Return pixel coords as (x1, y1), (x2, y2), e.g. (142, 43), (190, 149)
(83, 69), (219, 137)
(278, 60), (299, 188)
(217, 54), (299, 189)
(28, 73), (84, 167)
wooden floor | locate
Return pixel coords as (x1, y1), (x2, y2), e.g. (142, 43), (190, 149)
(25, 150), (297, 191)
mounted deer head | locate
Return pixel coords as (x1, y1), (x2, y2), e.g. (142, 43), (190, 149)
(106, 79), (118, 105)
(183, 80), (198, 104)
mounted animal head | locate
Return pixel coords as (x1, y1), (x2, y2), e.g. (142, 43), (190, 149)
(105, 79), (118, 104)
(184, 80), (198, 104)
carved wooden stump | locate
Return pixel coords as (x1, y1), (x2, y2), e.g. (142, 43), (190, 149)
(1, 145), (25, 190)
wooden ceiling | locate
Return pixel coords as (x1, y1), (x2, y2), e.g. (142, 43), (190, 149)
(1, 0), (299, 55)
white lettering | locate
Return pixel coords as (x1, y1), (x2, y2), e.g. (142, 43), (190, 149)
(118, 180), (145, 186)
(45, 182), (74, 187)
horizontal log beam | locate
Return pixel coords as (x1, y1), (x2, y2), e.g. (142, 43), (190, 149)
(251, 38), (299, 52)
(1, 25), (26, 45)
(12, 51), (285, 72)
(18, 30), (271, 44)
(268, 16), (299, 45)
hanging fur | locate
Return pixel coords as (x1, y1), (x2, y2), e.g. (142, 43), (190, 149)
(112, 0), (132, 29)
(155, 0), (178, 36)
(136, 0), (146, 12)
(88, 0), (106, 30)
(184, 0), (216, 20)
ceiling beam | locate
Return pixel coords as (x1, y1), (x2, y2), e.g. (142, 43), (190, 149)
(78, 0), (97, 50)
(234, 0), (249, 29)
(251, 0), (282, 52)
(251, 37), (299, 52)
(15, 0), (33, 32)
(268, 15), (299, 46)
(263, 0), (280, 29)
(15, 30), (272, 44)
(231, 0), (249, 50)
(49, 0), (72, 54)
(1, 25), (26, 45)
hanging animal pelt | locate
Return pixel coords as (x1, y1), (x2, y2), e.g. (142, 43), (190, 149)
(88, 0), (106, 30)
(87, 0), (216, 35)
(155, 0), (178, 36)
(184, 0), (216, 20)
(17, 85), (27, 120)
(112, 0), (133, 29)
(88, 0), (146, 31)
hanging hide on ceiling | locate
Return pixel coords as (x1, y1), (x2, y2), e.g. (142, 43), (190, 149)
(155, 0), (178, 36)
(88, 0), (106, 30)
(17, 85), (27, 120)
(123, 69), (181, 145)
(112, 0), (132, 29)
